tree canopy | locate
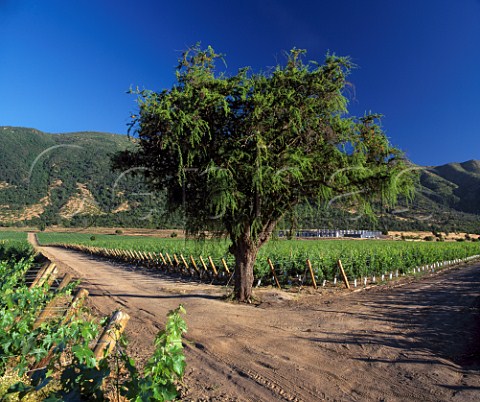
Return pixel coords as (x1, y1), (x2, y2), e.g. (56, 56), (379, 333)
(113, 45), (415, 301)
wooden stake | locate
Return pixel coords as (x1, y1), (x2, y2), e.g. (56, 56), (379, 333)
(44, 266), (59, 287)
(173, 254), (180, 266)
(180, 254), (190, 272)
(30, 288), (88, 332)
(31, 262), (57, 288)
(199, 255), (209, 272)
(208, 256), (218, 276)
(306, 259), (317, 289)
(56, 273), (72, 291)
(337, 259), (351, 290)
(29, 261), (54, 288)
(189, 255), (200, 275)
(93, 311), (130, 360)
(221, 258), (230, 274)
(267, 258), (281, 289)
(33, 294), (69, 329)
(127, 250), (136, 261)
(61, 288), (89, 324)
(165, 253), (173, 266)
(148, 252), (155, 263)
(158, 252), (167, 265)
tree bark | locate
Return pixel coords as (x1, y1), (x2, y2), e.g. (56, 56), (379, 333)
(232, 235), (258, 302)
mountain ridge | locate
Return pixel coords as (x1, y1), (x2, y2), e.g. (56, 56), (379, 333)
(0, 126), (479, 232)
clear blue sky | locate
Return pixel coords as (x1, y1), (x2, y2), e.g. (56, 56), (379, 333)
(1, 0), (479, 166)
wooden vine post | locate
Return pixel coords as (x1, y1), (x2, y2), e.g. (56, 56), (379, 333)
(148, 252), (155, 266)
(337, 259), (351, 290)
(221, 258), (230, 274)
(32, 274), (74, 329)
(29, 262), (56, 288)
(180, 254), (190, 274)
(306, 259), (317, 289)
(44, 266), (59, 287)
(267, 258), (281, 289)
(93, 310), (130, 360)
(198, 255), (209, 273)
(208, 256), (219, 276)
(56, 273), (73, 291)
(158, 252), (167, 265)
(189, 255), (200, 275)
(61, 288), (89, 324)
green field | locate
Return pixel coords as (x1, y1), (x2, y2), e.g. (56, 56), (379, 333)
(0, 231), (28, 242)
(0, 231), (32, 261)
(37, 232), (480, 284)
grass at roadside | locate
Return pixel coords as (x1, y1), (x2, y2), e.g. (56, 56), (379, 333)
(0, 231), (33, 261)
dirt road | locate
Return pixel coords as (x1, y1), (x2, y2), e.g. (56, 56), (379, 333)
(29, 233), (480, 401)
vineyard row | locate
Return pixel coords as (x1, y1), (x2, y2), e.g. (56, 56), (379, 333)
(51, 242), (480, 289)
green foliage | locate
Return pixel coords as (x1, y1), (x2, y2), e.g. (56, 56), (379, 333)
(0, 257), (96, 378)
(49, 305), (187, 401)
(38, 231), (480, 283)
(0, 249), (188, 401)
(0, 127), (183, 229)
(1, 125), (480, 233)
(115, 45), (413, 246)
(53, 356), (110, 400)
(0, 232), (33, 263)
(113, 44), (416, 299)
(38, 232), (231, 258)
(122, 305), (187, 401)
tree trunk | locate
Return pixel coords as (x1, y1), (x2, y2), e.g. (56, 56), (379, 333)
(232, 236), (258, 302)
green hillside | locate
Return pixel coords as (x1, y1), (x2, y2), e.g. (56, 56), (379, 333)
(0, 126), (478, 233)
(425, 161), (480, 214)
(0, 126), (183, 228)
(283, 161), (480, 234)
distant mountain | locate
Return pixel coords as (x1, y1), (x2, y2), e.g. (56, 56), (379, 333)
(421, 160), (480, 214)
(0, 126), (183, 228)
(0, 126), (478, 233)
(385, 160), (480, 234)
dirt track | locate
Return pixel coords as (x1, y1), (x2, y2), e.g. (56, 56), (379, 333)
(29, 233), (480, 401)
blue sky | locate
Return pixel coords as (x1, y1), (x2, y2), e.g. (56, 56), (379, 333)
(1, 0), (479, 166)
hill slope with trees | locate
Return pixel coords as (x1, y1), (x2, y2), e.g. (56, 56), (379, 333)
(0, 126), (182, 229)
(0, 126), (479, 233)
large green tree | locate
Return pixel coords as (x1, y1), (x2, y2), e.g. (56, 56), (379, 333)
(113, 45), (414, 301)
